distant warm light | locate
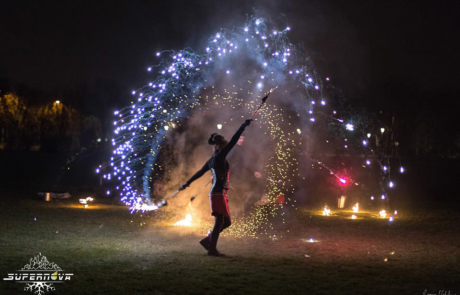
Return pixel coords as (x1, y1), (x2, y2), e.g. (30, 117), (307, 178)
(164, 126), (169, 131)
(380, 128), (385, 134)
(322, 206), (331, 216)
(296, 128), (301, 134)
(351, 215), (357, 219)
(367, 133), (371, 138)
(217, 124), (222, 130)
(339, 178), (347, 184)
(370, 196), (374, 200)
(55, 100), (60, 104)
(79, 197), (94, 204)
(79, 197), (94, 209)
(379, 210), (387, 218)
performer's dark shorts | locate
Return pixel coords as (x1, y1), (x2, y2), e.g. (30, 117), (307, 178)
(209, 190), (230, 217)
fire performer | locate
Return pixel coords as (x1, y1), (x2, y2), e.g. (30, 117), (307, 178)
(179, 119), (252, 256)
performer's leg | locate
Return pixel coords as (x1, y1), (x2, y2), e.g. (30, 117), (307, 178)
(220, 216), (232, 232)
(200, 215), (230, 251)
(208, 213), (224, 254)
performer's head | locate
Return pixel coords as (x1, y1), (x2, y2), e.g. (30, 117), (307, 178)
(208, 133), (228, 151)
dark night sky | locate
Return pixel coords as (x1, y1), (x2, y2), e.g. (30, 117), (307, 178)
(1, 0), (459, 110)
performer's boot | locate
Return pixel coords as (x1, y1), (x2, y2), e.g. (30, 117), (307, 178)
(199, 233), (210, 251)
(208, 233), (224, 256)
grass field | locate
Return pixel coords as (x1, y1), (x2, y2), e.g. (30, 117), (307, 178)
(1, 192), (459, 295)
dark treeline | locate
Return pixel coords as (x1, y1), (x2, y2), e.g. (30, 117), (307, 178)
(0, 79), (124, 152)
(0, 79), (459, 159)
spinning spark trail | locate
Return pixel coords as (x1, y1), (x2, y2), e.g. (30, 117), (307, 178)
(100, 15), (403, 235)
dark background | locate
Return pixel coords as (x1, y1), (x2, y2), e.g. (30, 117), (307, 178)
(1, 1), (459, 104)
(0, 0), (459, 204)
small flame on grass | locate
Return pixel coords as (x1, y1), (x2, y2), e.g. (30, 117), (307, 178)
(79, 197), (94, 208)
(174, 214), (192, 226)
(352, 203), (359, 213)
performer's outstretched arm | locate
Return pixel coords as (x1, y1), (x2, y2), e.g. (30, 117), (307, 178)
(180, 162), (209, 190)
(220, 120), (252, 158)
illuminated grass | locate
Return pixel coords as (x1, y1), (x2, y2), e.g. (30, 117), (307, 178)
(1, 193), (458, 295)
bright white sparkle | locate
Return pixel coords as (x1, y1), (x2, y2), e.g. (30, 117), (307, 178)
(345, 123), (354, 131)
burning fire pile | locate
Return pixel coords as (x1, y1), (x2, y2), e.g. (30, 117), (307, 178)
(173, 214), (193, 226)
